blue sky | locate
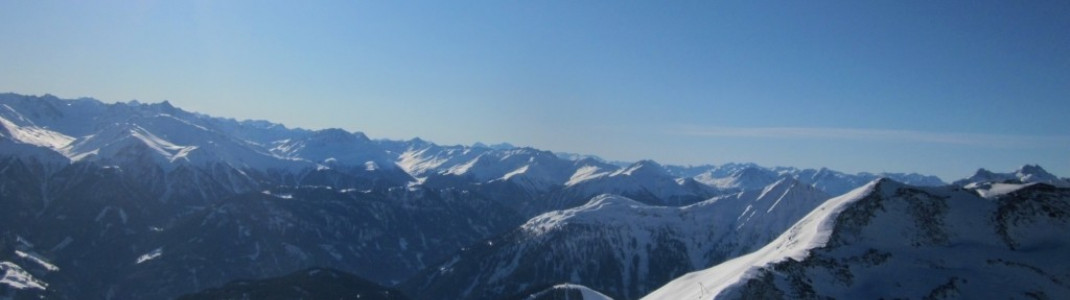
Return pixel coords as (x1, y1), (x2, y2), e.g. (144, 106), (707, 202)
(1, 1), (1067, 180)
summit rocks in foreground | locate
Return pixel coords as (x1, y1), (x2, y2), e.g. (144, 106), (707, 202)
(643, 180), (1070, 299)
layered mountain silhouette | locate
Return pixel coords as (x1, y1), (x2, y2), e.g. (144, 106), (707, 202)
(1, 93), (1062, 299)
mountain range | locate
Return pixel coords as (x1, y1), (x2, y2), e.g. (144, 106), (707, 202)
(0, 93), (1066, 299)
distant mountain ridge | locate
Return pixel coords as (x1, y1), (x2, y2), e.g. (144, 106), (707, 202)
(0, 92), (1059, 299)
(0, 93), (946, 197)
(953, 164), (1070, 188)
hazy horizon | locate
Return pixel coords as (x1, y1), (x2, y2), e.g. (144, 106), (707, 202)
(2, 1), (1067, 181)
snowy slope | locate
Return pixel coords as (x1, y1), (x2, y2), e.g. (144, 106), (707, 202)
(399, 144), (576, 190)
(693, 166), (781, 191)
(643, 180), (1070, 299)
(0, 261), (47, 291)
(560, 160), (717, 207)
(403, 179), (830, 300)
(642, 180), (880, 300)
(0, 114), (74, 153)
(0, 94), (320, 171)
(524, 283), (614, 300)
(669, 163), (944, 196)
(270, 128), (393, 168)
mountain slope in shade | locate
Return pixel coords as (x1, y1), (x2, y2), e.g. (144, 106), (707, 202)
(112, 186), (521, 299)
(177, 268), (408, 300)
(403, 179), (829, 300)
(3, 92), (1040, 299)
(643, 180), (1070, 299)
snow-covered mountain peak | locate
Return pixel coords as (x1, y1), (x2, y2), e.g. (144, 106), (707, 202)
(521, 194), (657, 235)
(1018, 164), (1044, 173)
(525, 284), (614, 300)
(566, 165), (613, 186)
(642, 179), (885, 300)
(410, 178), (836, 300)
(955, 165), (1068, 188)
(646, 178), (1070, 299)
(756, 177), (798, 199)
(63, 123), (189, 164)
(612, 160), (667, 177)
(582, 193), (649, 209)
(703, 177), (832, 242)
(696, 166), (782, 191)
(963, 168), (1007, 184)
(1015, 164), (1061, 183)
(268, 128), (395, 169)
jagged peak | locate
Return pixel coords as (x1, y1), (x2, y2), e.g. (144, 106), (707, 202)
(870, 176), (902, 189)
(956, 165), (1065, 188)
(307, 128), (368, 143)
(472, 142), (515, 150)
(1016, 164), (1051, 176)
(158, 99), (175, 109)
(973, 167), (995, 176)
(238, 119), (285, 130)
(732, 166), (775, 178)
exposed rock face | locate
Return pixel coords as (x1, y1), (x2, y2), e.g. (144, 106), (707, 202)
(644, 180), (1070, 300)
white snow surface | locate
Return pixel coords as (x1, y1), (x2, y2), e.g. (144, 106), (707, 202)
(526, 284), (615, 300)
(972, 182), (1036, 198)
(1, 261), (48, 290)
(645, 178), (1070, 299)
(642, 180), (879, 300)
(566, 165), (612, 186)
(14, 250), (60, 271)
(0, 114), (75, 152)
(136, 247), (163, 264)
(0, 93), (957, 200)
(694, 167), (779, 191)
(480, 179), (832, 299)
(522, 194), (652, 235)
